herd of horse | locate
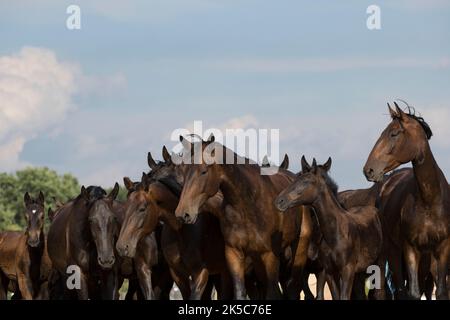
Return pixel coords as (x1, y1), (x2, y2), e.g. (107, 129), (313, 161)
(0, 102), (449, 300)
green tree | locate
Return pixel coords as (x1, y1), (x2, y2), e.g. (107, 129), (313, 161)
(0, 167), (81, 230)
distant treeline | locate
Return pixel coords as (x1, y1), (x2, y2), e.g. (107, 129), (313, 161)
(0, 167), (126, 231)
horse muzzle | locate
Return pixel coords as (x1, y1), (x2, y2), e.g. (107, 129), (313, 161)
(98, 255), (116, 269)
(27, 235), (40, 247)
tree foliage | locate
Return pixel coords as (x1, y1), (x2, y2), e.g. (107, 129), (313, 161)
(0, 167), (81, 230)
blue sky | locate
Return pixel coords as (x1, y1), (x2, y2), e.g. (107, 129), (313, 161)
(0, 0), (449, 189)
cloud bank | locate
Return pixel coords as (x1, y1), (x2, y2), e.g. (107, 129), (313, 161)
(0, 47), (78, 170)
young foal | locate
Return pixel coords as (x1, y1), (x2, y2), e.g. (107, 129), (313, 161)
(275, 158), (383, 300)
(47, 185), (120, 299)
(0, 192), (50, 299)
(364, 103), (450, 300)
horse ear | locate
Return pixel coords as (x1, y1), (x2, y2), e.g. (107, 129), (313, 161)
(147, 152), (157, 170)
(48, 208), (55, 222)
(312, 158), (318, 174)
(123, 177), (134, 191)
(323, 157), (332, 172)
(80, 186), (89, 200)
(387, 103), (397, 119)
(301, 155), (311, 173)
(162, 146), (172, 164)
(262, 155), (270, 167)
(141, 172), (150, 188)
(24, 192), (32, 207)
(38, 191), (45, 205)
(394, 102), (407, 121)
(108, 182), (120, 201)
(180, 135), (192, 151)
(206, 133), (215, 143)
(280, 154), (289, 170)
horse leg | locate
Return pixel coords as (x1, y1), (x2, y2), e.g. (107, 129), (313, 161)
(0, 272), (8, 300)
(17, 272), (34, 300)
(36, 281), (49, 300)
(260, 251), (282, 300)
(152, 262), (174, 300)
(135, 258), (155, 300)
(351, 273), (366, 300)
(339, 265), (355, 300)
(286, 210), (312, 300)
(169, 268), (190, 299)
(76, 272), (89, 300)
(316, 270), (326, 300)
(328, 273), (340, 300)
(245, 270), (262, 300)
(404, 243), (421, 299)
(190, 268), (209, 300)
(101, 270), (119, 300)
(372, 257), (387, 300)
(225, 245), (247, 300)
(217, 271), (233, 300)
(201, 276), (215, 300)
(434, 239), (450, 300)
(302, 272), (315, 300)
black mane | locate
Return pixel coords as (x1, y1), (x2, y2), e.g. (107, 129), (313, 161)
(85, 186), (107, 200)
(395, 100), (433, 140)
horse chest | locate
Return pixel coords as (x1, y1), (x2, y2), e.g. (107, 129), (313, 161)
(402, 201), (449, 249)
(222, 206), (272, 252)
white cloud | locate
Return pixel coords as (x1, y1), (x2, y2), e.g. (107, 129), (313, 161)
(0, 46), (127, 172)
(0, 47), (78, 171)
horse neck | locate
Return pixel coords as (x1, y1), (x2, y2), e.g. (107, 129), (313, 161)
(310, 185), (345, 248)
(71, 199), (92, 243)
(412, 139), (447, 204)
(27, 232), (45, 264)
(219, 164), (260, 209)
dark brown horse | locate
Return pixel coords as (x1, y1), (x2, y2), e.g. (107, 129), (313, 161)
(117, 157), (233, 300)
(146, 147), (265, 299)
(111, 198), (168, 300)
(175, 136), (312, 299)
(364, 103), (450, 300)
(0, 192), (51, 299)
(47, 185), (120, 299)
(275, 158), (384, 300)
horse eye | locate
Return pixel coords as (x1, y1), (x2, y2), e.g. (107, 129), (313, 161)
(390, 130), (401, 138)
(201, 170), (207, 175)
(139, 207), (146, 213)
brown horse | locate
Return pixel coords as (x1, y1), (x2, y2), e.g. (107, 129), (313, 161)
(0, 192), (51, 299)
(364, 103), (450, 300)
(117, 161), (233, 300)
(111, 198), (167, 300)
(275, 158), (384, 300)
(175, 136), (312, 300)
(47, 185), (120, 299)
(146, 147), (265, 299)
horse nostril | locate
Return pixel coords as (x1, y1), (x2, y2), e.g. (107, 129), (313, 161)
(364, 167), (374, 178)
(183, 213), (190, 221)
